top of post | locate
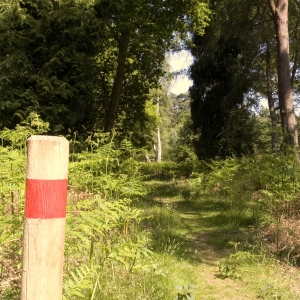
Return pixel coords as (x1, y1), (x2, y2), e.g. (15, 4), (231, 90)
(26, 135), (69, 180)
(27, 135), (68, 142)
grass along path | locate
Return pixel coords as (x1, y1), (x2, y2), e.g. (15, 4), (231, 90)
(143, 180), (300, 300)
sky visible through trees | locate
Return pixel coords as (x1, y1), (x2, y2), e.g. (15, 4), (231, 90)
(168, 50), (194, 95)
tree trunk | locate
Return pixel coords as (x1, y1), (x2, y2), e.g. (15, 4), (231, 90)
(291, 48), (298, 88)
(104, 32), (129, 132)
(156, 127), (162, 162)
(145, 152), (151, 163)
(267, 0), (298, 147)
(266, 39), (279, 152)
(156, 98), (162, 162)
(291, 18), (299, 88)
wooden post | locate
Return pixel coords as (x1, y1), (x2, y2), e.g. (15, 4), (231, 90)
(21, 136), (69, 300)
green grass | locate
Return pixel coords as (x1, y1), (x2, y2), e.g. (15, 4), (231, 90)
(139, 179), (300, 300)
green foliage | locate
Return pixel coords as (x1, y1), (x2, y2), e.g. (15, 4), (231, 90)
(69, 136), (146, 198)
(218, 107), (271, 157)
(0, 112), (49, 151)
(0, 121), (204, 299)
(174, 283), (195, 300)
(64, 195), (153, 299)
(64, 136), (156, 299)
(0, 0), (211, 144)
(187, 0), (210, 35)
(218, 249), (258, 280)
(0, 146), (25, 298)
(190, 151), (300, 264)
(3, 116), (300, 298)
(0, 124), (154, 298)
(166, 93), (199, 163)
(257, 283), (284, 300)
(63, 264), (94, 299)
(142, 203), (185, 255)
(188, 0), (273, 159)
(0, 0), (102, 135)
(217, 244), (295, 299)
(139, 159), (205, 180)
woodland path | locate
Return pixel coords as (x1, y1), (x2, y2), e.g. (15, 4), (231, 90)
(146, 180), (276, 300)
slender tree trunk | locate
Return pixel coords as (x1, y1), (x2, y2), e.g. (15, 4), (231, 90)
(156, 98), (162, 162)
(291, 48), (298, 88)
(156, 128), (162, 162)
(291, 19), (299, 88)
(104, 32), (129, 132)
(266, 40), (279, 152)
(267, 0), (298, 148)
(145, 152), (151, 163)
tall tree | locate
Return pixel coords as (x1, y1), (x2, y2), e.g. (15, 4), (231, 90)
(189, 0), (300, 157)
(157, 99), (163, 162)
(104, 31), (129, 132)
(0, 0), (102, 135)
(266, 39), (280, 151)
(267, 0), (299, 147)
(94, 0), (210, 133)
(189, 0), (260, 158)
(168, 93), (197, 162)
(0, 0), (210, 141)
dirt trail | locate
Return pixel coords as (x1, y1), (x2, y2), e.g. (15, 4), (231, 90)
(148, 180), (300, 299)
(177, 210), (257, 300)
(149, 180), (259, 299)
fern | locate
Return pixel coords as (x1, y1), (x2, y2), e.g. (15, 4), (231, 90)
(0, 127), (160, 299)
(63, 264), (95, 299)
(0, 112), (49, 152)
(69, 137), (146, 200)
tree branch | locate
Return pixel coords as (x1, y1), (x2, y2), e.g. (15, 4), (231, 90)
(267, 0), (277, 17)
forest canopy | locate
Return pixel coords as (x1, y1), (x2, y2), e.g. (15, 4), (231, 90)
(189, 0), (300, 158)
(0, 0), (210, 146)
(1, 0), (300, 159)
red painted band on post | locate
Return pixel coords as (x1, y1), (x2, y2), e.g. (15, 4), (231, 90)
(25, 179), (68, 219)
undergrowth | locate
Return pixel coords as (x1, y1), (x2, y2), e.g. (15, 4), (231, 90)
(193, 153), (300, 264)
(0, 122), (197, 299)
(1, 119), (300, 299)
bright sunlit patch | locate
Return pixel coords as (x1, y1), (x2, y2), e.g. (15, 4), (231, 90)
(167, 50), (194, 95)
(169, 75), (193, 95)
